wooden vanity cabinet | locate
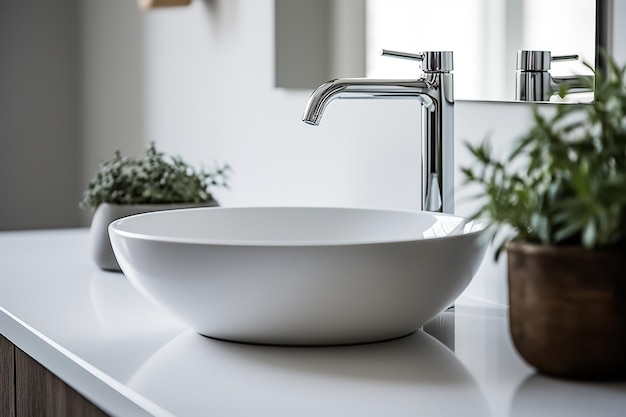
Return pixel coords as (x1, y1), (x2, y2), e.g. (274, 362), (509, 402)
(1, 334), (108, 417)
(1, 334), (14, 417)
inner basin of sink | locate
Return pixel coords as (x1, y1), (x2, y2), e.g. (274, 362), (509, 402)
(109, 207), (488, 346)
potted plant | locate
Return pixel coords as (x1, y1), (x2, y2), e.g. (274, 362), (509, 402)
(80, 142), (230, 271)
(462, 54), (626, 379)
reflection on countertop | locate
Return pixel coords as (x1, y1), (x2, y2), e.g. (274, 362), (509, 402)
(511, 374), (626, 417)
(127, 327), (488, 417)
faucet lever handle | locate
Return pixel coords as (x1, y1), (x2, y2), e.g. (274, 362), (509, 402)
(552, 54), (580, 62)
(381, 49), (454, 72)
(517, 50), (580, 72)
(381, 49), (425, 61)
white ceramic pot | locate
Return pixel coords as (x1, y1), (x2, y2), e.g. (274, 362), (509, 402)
(90, 201), (217, 271)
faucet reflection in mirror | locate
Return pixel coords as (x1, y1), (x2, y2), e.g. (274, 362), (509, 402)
(302, 50), (454, 214)
(515, 50), (595, 102)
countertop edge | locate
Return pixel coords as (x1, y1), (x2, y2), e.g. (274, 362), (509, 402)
(0, 305), (169, 417)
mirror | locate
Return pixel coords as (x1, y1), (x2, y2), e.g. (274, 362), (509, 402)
(275, 0), (607, 103)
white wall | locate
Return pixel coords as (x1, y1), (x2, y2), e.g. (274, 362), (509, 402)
(142, 1), (422, 210)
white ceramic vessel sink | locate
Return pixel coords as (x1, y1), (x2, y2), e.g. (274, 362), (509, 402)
(109, 207), (488, 346)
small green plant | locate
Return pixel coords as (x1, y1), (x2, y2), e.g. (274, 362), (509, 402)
(463, 53), (626, 258)
(80, 142), (230, 209)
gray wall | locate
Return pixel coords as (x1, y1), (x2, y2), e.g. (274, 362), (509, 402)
(0, 0), (147, 230)
(0, 0), (81, 230)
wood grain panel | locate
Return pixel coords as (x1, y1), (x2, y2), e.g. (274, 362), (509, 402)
(14, 347), (109, 417)
(0, 334), (16, 417)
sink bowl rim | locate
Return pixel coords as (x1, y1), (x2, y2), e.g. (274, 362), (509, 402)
(109, 206), (487, 248)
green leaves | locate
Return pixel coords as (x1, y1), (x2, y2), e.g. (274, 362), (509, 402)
(463, 53), (626, 257)
(79, 142), (230, 209)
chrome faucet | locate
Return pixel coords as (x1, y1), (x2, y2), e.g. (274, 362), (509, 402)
(302, 50), (454, 213)
(515, 50), (595, 101)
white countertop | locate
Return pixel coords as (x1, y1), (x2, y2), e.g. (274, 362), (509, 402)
(0, 228), (624, 417)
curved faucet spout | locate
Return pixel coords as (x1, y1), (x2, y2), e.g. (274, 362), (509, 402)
(302, 78), (434, 126)
(552, 75), (595, 96)
(301, 50), (454, 214)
